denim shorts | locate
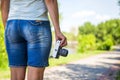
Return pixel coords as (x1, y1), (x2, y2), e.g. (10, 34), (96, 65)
(5, 20), (52, 67)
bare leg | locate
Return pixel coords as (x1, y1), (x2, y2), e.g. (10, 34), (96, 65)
(27, 66), (45, 80)
(10, 67), (26, 80)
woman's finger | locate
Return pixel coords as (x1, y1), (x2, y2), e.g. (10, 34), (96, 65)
(61, 38), (67, 47)
(62, 40), (67, 47)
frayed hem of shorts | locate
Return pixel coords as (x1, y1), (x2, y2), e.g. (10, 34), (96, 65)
(27, 64), (49, 68)
(9, 65), (27, 68)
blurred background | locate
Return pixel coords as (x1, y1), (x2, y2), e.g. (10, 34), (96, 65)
(0, 0), (120, 79)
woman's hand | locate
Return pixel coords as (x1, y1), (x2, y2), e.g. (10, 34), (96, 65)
(55, 32), (67, 47)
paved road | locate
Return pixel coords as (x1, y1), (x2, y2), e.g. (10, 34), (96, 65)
(44, 51), (120, 80)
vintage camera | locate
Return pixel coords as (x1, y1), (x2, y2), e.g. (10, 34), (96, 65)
(52, 40), (68, 59)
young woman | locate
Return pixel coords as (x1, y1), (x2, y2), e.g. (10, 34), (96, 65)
(1, 0), (67, 80)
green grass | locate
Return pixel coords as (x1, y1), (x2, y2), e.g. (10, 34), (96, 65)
(115, 71), (120, 80)
(49, 50), (106, 67)
(0, 68), (10, 80)
(0, 50), (106, 79)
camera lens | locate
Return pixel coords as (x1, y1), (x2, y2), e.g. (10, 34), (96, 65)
(59, 49), (68, 57)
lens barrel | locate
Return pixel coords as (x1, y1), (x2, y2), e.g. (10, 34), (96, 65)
(59, 49), (68, 57)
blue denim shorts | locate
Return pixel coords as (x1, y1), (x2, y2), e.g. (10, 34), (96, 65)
(5, 20), (52, 67)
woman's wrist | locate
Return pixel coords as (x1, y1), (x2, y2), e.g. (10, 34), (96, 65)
(54, 25), (62, 32)
(55, 29), (62, 34)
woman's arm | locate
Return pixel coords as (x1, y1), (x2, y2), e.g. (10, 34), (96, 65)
(45, 0), (67, 47)
(1, 0), (10, 27)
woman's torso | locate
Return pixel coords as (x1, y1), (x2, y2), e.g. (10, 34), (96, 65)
(8, 0), (48, 20)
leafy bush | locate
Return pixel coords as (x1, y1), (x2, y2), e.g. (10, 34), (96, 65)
(77, 34), (96, 52)
(95, 19), (120, 45)
(78, 19), (120, 51)
(78, 22), (96, 35)
(97, 38), (113, 50)
(0, 14), (8, 69)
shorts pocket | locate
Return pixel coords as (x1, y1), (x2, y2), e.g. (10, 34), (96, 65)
(27, 20), (44, 37)
(28, 20), (42, 26)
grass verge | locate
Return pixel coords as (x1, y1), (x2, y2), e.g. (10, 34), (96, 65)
(0, 68), (10, 80)
(49, 50), (106, 67)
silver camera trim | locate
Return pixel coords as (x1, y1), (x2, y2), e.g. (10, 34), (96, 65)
(52, 40), (61, 58)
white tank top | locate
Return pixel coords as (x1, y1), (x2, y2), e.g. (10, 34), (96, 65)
(8, 0), (48, 20)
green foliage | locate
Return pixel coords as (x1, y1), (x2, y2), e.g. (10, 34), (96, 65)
(116, 71), (120, 80)
(77, 19), (120, 51)
(77, 34), (96, 52)
(95, 19), (120, 44)
(97, 38), (113, 50)
(79, 22), (96, 35)
(0, 12), (8, 69)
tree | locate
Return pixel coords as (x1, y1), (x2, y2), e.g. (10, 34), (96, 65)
(78, 22), (96, 35)
(95, 19), (120, 44)
(77, 19), (120, 51)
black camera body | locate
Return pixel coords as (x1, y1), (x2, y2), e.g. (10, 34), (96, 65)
(52, 40), (68, 59)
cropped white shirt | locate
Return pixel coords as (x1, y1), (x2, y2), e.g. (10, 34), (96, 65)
(8, 0), (48, 20)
